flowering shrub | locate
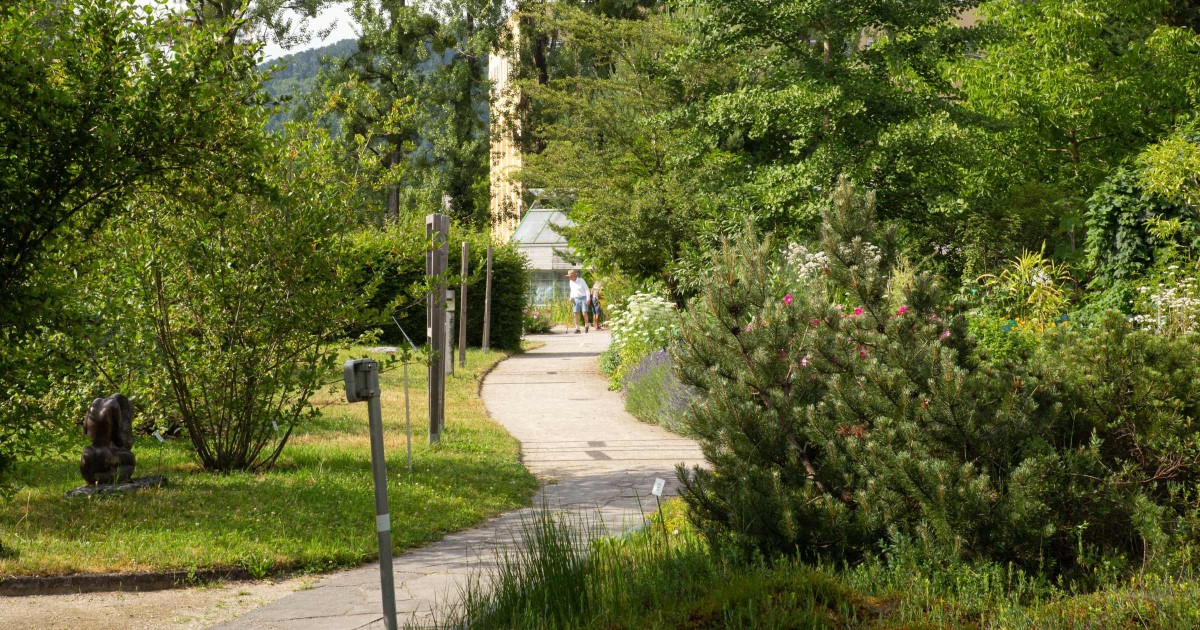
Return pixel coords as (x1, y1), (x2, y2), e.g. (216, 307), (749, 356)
(605, 292), (679, 383)
(621, 350), (695, 433)
(523, 307), (553, 334)
(675, 178), (1200, 578)
(1131, 263), (1200, 336)
(784, 243), (829, 280)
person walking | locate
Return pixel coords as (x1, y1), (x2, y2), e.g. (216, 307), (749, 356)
(587, 284), (603, 330)
(566, 270), (590, 333)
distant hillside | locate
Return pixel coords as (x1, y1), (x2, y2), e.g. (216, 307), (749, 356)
(260, 39), (357, 130)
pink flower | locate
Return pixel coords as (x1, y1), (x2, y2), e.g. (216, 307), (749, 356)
(810, 319), (821, 327)
(858, 346), (868, 359)
(940, 330), (951, 340)
(801, 356), (810, 367)
(744, 323), (752, 332)
(853, 307), (864, 317)
(784, 294), (793, 306)
(896, 305), (908, 316)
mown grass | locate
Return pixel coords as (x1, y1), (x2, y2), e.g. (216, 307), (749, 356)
(0, 346), (539, 579)
(428, 498), (1200, 629)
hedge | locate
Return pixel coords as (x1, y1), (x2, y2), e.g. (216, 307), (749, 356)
(348, 222), (529, 351)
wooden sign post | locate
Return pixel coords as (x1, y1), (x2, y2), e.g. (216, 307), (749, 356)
(459, 242), (468, 368)
(426, 213), (449, 443)
(482, 244), (494, 352)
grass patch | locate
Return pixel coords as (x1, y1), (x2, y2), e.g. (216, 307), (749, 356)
(431, 499), (867, 629)
(0, 346), (538, 579)
(427, 498), (1200, 629)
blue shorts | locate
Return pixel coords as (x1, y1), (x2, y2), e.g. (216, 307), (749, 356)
(572, 297), (586, 313)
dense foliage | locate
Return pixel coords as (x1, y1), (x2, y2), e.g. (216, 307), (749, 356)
(675, 181), (1200, 578)
(0, 0), (268, 487)
(129, 125), (365, 472)
(349, 223), (530, 351)
(513, 1), (1200, 293)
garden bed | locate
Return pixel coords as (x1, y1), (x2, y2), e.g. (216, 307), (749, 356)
(0, 347), (538, 584)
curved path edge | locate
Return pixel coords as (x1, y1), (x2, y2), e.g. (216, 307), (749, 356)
(208, 330), (703, 630)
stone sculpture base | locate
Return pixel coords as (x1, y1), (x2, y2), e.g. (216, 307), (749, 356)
(65, 475), (167, 498)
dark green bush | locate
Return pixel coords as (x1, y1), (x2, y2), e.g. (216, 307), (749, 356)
(347, 222), (528, 351)
(675, 179), (1200, 579)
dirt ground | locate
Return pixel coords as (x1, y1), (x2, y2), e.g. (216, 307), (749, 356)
(0, 575), (311, 630)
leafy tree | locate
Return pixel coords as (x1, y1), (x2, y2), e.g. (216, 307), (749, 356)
(185, 0), (337, 50)
(1139, 120), (1200, 210)
(0, 0), (265, 487)
(686, 0), (983, 231)
(261, 38), (358, 131)
(0, 0), (264, 315)
(130, 124), (365, 471)
(954, 0), (1200, 257)
(317, 0), (503, 225)
(514, 6), (732, 296)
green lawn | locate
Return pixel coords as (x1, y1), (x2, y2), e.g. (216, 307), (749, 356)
(0, 347), (538, 578)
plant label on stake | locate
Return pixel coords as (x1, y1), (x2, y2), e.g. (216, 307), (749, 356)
(651, 478), (669, 548)
(392, 316), (418, 473)
(153, 431), (164, 443)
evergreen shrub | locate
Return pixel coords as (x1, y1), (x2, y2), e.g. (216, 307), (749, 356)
(675, 179), (1200, 578)
(348, 223), (528, 350)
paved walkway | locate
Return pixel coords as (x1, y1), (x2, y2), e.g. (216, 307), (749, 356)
(212, 330), (704, 629)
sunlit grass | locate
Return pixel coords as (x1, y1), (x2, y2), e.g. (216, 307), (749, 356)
(427, 498), (1200, 629)
(0, 346), (538, 578)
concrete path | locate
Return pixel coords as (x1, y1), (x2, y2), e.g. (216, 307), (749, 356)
(211, 329), (704, 629)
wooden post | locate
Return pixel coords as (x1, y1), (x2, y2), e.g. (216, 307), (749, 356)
(482, 244), (493, 351)
(459, 242), (469, 368)
(426, 213), (449, 443)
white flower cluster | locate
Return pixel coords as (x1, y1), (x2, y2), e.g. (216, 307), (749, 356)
(1132, 277), (1200, 333)
(607, 292), (679, 352)
(785, 243), (829, 279)
(932, 242), (963, 257)
(835, 241), (882, 266)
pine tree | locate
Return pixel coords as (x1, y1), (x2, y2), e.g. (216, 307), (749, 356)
(675, 179), (1061, 567)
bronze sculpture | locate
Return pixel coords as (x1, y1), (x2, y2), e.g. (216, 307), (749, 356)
(80, 393), (136, 484)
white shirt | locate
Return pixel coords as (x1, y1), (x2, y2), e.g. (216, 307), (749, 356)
(568, 277), (590, 299)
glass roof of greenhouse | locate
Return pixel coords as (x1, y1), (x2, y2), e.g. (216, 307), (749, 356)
(511, 209), (573, 245)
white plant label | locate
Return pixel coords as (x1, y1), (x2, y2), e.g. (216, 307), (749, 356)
(272, 421), (279, 432)
(153, 431), (164, 443)
(651, 478), (665, 497)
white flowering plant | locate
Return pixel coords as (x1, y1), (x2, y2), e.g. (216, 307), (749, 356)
(1130, 262), (1200, 336)
(604, 292), (679, 383)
